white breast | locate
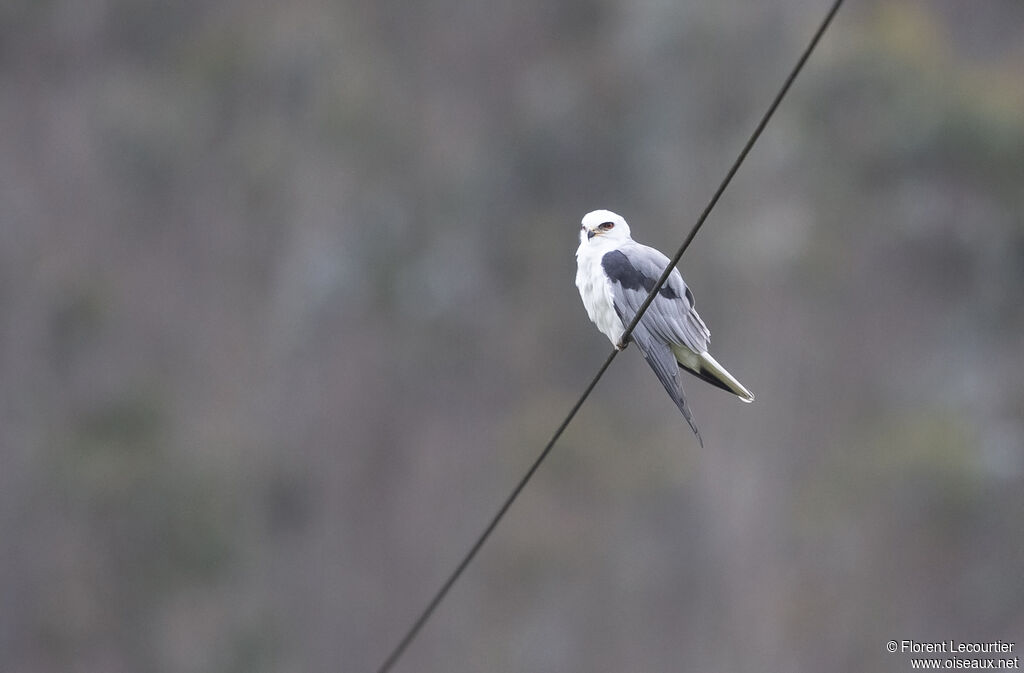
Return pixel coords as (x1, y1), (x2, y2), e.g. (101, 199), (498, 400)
(575, 246), (625, 346)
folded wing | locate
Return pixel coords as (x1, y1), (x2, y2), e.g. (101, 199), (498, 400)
(601, 246), (709, 444)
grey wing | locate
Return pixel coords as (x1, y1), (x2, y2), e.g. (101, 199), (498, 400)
(601, 246), (710, 355)
(628, 321), (704, 445)
(601, 247), (707, 445)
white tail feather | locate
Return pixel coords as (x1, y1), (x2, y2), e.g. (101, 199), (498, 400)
(699, 351), (754, 402)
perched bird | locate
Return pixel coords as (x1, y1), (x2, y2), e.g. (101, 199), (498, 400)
(575, 209), (753, 445)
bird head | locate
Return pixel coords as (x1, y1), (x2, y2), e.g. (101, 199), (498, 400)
(580, 210), (631, 246)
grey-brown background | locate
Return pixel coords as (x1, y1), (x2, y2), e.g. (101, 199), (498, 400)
(2, 0), (1022, 671)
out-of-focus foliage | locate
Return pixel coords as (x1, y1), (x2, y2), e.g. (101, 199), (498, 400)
(1, 0), (1021, 671)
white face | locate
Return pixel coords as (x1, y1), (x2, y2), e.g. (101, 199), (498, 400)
(579, 209), (631, 246)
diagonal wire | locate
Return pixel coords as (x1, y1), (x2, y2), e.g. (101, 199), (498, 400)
(374, 348), (619, 673)
(617, 0), (844, 348)
(375, 2), (843, 671)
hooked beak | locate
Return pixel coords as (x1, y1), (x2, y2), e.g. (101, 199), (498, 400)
(586, 230), (596, 240)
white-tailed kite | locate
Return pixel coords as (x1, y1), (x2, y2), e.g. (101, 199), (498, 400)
(575, 209), (753, 445)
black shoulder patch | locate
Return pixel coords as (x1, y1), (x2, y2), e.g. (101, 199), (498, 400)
(601, 250), (648, 291)
(602, 250), (679, 299)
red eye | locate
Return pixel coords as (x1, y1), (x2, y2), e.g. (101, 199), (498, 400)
(598, 222), (614, 230)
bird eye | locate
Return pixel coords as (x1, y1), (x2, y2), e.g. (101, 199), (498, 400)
(598, 222), (614, 230)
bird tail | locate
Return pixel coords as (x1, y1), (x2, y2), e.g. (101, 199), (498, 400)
(673, 347), (755, 403)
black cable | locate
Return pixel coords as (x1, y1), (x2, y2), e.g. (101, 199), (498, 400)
(617, 0), (845, 347)
(375, 2), (843, 670)
(374, 349), (619, 673)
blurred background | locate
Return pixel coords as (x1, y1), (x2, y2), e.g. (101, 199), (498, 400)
(2, 0), (1022, 671)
